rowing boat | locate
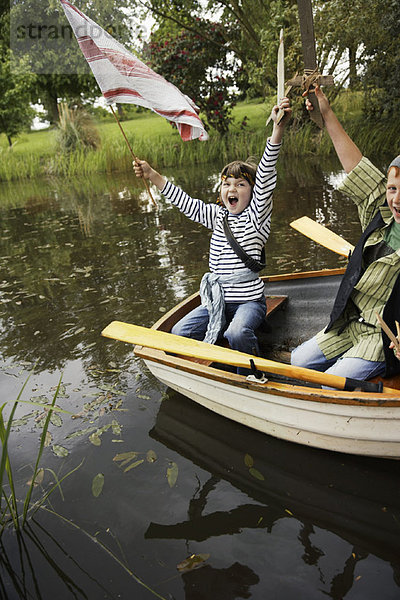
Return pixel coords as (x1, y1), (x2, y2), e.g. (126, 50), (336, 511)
(103, 268), (400, 458)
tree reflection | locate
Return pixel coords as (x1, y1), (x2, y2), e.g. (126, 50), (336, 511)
(0, 156), (365, 376)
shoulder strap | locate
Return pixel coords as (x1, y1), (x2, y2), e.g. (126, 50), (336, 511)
(325, 209), (385, 332)
(223, 214), (266, 272)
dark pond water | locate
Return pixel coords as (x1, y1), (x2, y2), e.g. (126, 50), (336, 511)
(1, 154), (400, 600)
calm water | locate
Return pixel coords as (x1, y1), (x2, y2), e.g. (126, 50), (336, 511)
(1, 155), (400, 599)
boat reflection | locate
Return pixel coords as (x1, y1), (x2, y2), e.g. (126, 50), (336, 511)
(148, 391), (400, 596)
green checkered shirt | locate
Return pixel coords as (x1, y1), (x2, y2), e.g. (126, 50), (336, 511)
(316, 157), (400, 362)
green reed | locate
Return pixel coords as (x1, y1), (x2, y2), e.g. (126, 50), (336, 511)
(0, 374), (168, 599)
(0, 374), (76, 533)
(1, 91), (399, 184)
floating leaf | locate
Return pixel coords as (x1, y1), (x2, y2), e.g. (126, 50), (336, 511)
(12, 412), (36, 427)
(146, 450), (157, 463)
(52, 445), (69, 458)
(167, 462), (178, 488)
(44, 431), (52, 447)
(113, 451), (138, 464)
(124, 459), (144, 473)
(53, 384), (69, 398)
(249, 467), (264, 481)
(244, 453), (254, 468)
(111, 420), (121, 435)
(30, 395), (48, 405)
(92, 473), (104, 497)
(89, 432), (101, 446)
(50, 412), (63, 427)
(66, 426), (96, 439)
(177, 554), (210, 573)
(27, 468), (44, 487)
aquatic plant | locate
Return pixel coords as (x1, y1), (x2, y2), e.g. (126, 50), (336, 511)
(0, 374), (77, 532)
(0, 375), (168, 599)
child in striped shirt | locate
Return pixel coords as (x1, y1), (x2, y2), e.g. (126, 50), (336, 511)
(134, 97), (291, 372)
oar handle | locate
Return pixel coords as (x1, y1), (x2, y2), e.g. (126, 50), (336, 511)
(343, 378), (383, 393)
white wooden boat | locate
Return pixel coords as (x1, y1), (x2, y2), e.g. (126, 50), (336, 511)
(103, 268), (400, 458)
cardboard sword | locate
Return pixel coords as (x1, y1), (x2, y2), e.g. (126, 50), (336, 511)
(266, 29), (293, 128)
(287, 0), (334, 128)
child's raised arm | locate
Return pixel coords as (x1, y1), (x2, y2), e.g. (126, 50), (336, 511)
(305, 86), (362, 173)
(270, 97), (292, 144)
(133, 159), (166, 191)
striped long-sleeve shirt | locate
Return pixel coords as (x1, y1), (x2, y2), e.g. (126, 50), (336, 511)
(161, 140), (281, 302)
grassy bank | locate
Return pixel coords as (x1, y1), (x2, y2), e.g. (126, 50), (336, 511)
(0, 93), (398, 183)
(0, 98), (272, 182)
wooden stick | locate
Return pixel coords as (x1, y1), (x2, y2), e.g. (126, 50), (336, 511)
(110, 106), (157, 207)
(375, 313), (400, 353)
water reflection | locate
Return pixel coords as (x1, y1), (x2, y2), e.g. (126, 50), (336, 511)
(181, 562), (259, 600)
(0, 159), (355, 376)
(150, 391), (400, 599)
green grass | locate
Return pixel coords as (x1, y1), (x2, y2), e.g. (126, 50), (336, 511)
(1, 93), (398, 183)
(0, 127), (57, 155)
(0, 98), (273, 182)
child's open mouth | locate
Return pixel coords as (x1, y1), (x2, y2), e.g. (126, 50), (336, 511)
(228, 196), (238, 206)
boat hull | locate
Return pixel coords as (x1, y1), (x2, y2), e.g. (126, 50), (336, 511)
(143, 354), (400, 458)
(133, 269), (400, 458)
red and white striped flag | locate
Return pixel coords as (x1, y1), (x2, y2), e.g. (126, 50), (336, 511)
(60, 0), (208, 141)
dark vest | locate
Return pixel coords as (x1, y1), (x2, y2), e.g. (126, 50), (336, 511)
(325, 210), (400, 377)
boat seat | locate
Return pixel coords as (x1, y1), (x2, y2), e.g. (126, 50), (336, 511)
(182, 295), (288, 366)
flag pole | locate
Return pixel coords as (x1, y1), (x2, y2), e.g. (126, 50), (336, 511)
(110, 106), (157, 207)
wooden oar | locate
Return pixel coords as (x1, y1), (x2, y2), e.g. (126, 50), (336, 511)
(101, 321), (397, 395)
(290, 216), (355, 257)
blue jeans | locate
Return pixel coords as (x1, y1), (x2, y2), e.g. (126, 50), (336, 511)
(171, 299), (266, 374)
(291, 336), (385, 387)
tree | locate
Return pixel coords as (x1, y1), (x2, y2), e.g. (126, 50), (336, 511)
(10, 0), (133, 122)
(0, 13), (36, 145)
(0, 51), (36, 145)
(360, 0), (400, 120)
(132, 0), (301, 98)
(144, 19), (238, 134)
(314, 0), (400, 119)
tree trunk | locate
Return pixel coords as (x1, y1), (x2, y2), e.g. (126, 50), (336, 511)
(42, 91), (59, 124)
(117, 103), (124, 119)
(348, 45), (358, 87)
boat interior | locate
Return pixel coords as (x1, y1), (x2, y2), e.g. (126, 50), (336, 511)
(155, 269), (400, 391)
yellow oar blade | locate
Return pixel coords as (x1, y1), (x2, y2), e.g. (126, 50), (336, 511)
(290, 216), (354, 257)
(101, 321), (396, 394)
